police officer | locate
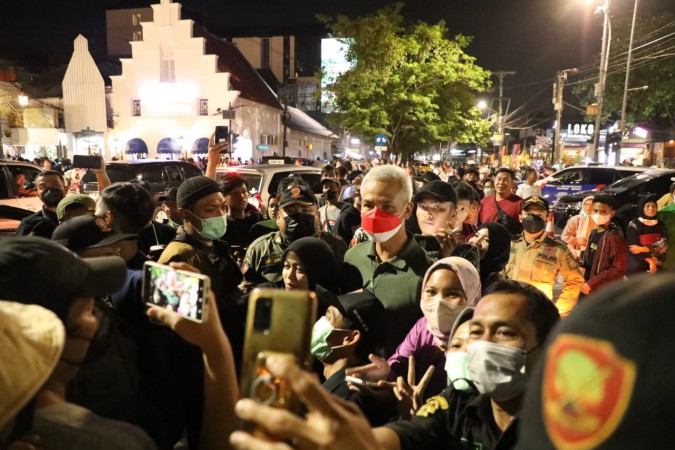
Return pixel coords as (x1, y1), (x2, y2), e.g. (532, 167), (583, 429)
(503, 195), (583, 316)
(243, 184), (347, 284)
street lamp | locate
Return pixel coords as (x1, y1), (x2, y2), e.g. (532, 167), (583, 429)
(553, 67), (579, 163)
(589, 0), (612, 162)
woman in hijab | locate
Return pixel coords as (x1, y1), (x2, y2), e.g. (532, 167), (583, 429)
(281, 237), (341, 294)
(346, 257), (481, 410)
(562, 195), (598, 258)
(468, 221), (512, 293)
(626, 195), (668, 274)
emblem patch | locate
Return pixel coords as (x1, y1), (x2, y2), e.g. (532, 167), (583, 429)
(543, 334), (636, 450)
(416, 395), (449, 418)
(290, 187), (302, 198)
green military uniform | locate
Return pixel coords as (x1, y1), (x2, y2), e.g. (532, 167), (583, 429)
(657, 203), (675, 270)
(343, 234), (433, 355)
(242, 230), (347, 284)
(503, 233), (584, 316)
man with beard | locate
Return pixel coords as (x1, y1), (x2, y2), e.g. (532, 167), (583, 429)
(243, 184), (347, 284)
(16, 170), (68, 238)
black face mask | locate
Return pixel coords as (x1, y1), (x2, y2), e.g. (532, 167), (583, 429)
(284, 213), (317, 241)
(325, 189), (338, 201)
(41, 188), (65, 207)
(522, 215), (546, 234)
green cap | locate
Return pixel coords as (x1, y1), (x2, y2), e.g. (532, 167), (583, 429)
(56, 194), (97, 222)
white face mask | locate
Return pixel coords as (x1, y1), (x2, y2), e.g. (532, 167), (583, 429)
(444, 351), (472, 391)
(467, 340), (528, 402)
(484, 188), (495, 197)
(421, 299), (462, 345)
(592, 213), (611, 225)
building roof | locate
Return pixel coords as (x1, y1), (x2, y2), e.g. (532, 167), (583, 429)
(285, 105), (338, 139)
(193, 25), (282, 111)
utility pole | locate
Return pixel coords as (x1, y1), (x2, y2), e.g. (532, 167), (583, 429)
(590, 0), (611, 161)
(619, 0), (639, 134)
(281, 102), (289, 157)
(553, 68), (578, 164)
(494, 71), (516, 165)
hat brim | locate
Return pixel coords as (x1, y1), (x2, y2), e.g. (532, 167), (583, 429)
(87, 233), (138, 249)
(315, 285), (347, 318)
(78, 256), (128, 298)
(413, 191), (452, 203)
(280, 200), (316, 208)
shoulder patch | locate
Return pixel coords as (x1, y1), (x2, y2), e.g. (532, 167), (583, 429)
(543, 334), (636, 450)
(416, 395), (449, 418)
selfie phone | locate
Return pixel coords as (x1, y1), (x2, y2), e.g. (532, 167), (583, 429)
(142, 261), (209, 322)
(240, 288), (317, 429)
(73, 155), (102, 170)
(414, 234), (442, 253)
(345, 375), (383, 389)
(215, 125), (229, 148)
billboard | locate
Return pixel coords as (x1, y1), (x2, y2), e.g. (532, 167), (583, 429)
(321, 38), (352, 113)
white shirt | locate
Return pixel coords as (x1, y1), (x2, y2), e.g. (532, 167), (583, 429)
(516, 183), (542, 200)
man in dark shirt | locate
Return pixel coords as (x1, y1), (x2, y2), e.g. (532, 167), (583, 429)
(221, 174), (262, 248)
(229, 280), (560, 450)
(16, 170), (67, 238)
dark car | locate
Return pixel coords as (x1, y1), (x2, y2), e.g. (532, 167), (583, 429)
(552, 169), (675, 228)
(81, 159), (204, 201)
(539, 165), (647, 203)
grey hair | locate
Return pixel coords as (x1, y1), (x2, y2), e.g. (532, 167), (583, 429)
(362, 165), (413, 202)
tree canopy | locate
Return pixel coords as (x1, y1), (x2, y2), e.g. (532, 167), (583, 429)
(320, 4), (492, 160)
(574, 12), (675, 139)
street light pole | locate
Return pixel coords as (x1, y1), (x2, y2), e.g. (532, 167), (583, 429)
(553, 68), (578, 164)
(590, 0), (612, 162)
(493, 71), (516, 165)
(619, 0), (639, 134)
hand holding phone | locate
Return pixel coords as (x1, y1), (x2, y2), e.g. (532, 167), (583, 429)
(142, 261), (210, 322)
(73, 154), (103, 170)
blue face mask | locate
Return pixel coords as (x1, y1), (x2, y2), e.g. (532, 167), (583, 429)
(192, 212), (227, 240)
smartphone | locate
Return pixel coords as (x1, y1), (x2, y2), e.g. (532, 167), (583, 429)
(414, 234), (441, 253)
(215, 125), (229, 147)
(345, 375), (383, 389)
(142, 261), (210, 322)
(240, 289), (317, 427)
(73, 155), (102, 170)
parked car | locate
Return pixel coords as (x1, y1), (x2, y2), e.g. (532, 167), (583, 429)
(539, 165), (647, 203)
(215, 164), (322, 211)
(552, 169), (675, 228)
(81, 159), (204, 201)
(0, 160), (44, 231)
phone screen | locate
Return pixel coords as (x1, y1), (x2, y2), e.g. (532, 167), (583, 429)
(73, 155), (102, 170)
(215, 125), (229, 145)
(143, 262), (206, 321)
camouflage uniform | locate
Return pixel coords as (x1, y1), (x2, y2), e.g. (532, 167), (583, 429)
(503, 233), (583, 316)
(242, 230), (347, 284)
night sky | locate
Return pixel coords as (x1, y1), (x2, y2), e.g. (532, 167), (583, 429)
(1, 0), (673, 120)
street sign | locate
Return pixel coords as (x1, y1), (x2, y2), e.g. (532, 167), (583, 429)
(375, 133), (388, 152)
(256, 145), (270, 152)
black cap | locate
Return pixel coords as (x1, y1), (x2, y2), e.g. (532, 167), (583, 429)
(177, 176), (221, 209)
(414, 171), (441, 184)
(52, 215), (137, 252)
(522, 195), (549, 212)
(158, 187), (178, 202)
(315, 285), (387, 347)
(0, 237), (127, 321)
(518, 274), (675, 450)
(279, 185), (318, 208)
(320, 178), (340, 187)
(413, 180), (458, 205)
(346, 170), (364, 182)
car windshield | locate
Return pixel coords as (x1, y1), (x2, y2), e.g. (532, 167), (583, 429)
(604, 172), (657, 193)
(239, 172), (263, 194)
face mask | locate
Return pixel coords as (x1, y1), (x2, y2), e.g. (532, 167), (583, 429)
(592, 213), (611, 226)
(41, 188), (65, 207)
(361, 208), (404, 243)
(192, 212), (227, 240)
(311, 317), (334, 361)
(325, 189), (338, 201)
(467, 340), (528, 402)
(284, 213), (317, 240)
(421, 299), (462, 345)
(444, 351), (472, 391)
(522, 215), (546, 234)
(484, 188), (495, 197)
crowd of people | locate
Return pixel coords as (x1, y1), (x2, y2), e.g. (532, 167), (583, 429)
(2, 144), (675, 450)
